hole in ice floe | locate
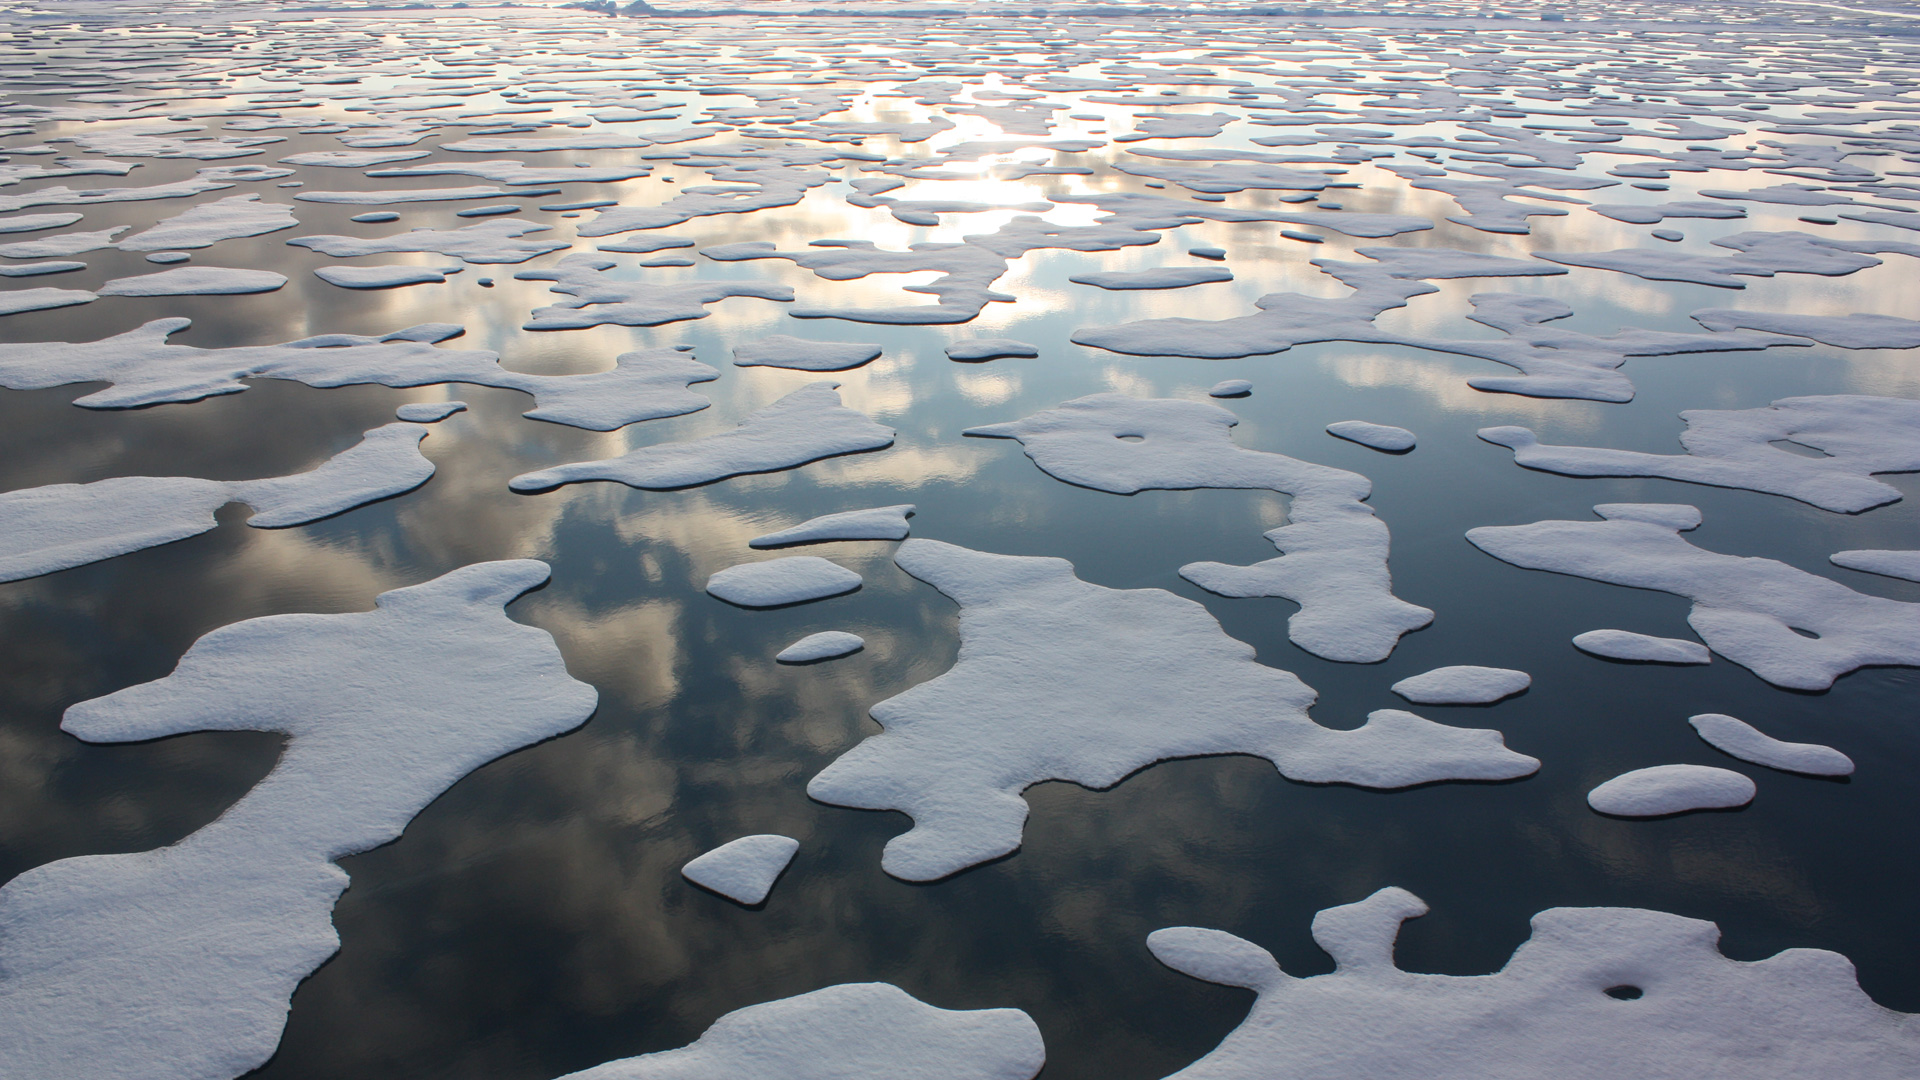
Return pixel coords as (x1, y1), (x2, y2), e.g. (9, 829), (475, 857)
(1789, 626), (1821, 639)
(1768, 439), (1831, 458)
(1604, 985), (1643, 1000)
(1116, 434), (1145, 442)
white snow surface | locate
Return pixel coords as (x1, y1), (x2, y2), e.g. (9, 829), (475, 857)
(1470, 503), (1920, 690)
(518, 253), (792, 330)
(681, 835), (800, 904)
(1478, 395), (1920, 513)
(315, 264), (459, 288)
(395, 400), (466, 423)
(290, 219), (569, 264)
(1573, 630), (1711, 665)
(0, 423), (435, 583)
(1690, 714), (1854, 777)
(1069, 265), (1233, 289)
(1148, 886), (1920, 1079)
(750, 504), (915, 547)
(732, 334), (883, 371)
(807, 539), (1535, 881)
(1209, 379), (1253, 397)
(1327, 420), (1415, 452)
(1588, 764), (1756, 816)
(0, 561), (598, 1080)
(967, 394), (1430, 663)
(707, 556), (862, 607)
(1831, 549), (1920, 582)
(0, 286), (94, 315)
(511, 382), (893, 493)
(946, 338), (1038, 362)
(777, 631), (866, 663)
(115, 194), (297, 251)
(553, 983), (1043, 1080)
(98, 266), (287, 296)
(1391, 666), (1530, 705)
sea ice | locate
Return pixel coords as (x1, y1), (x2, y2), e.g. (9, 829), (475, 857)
(1537, 231), (1917, 289)
(1690, 714), (1854, 777)
(1588, 764), (1756, 816)
(0, 561), (597, 1080)
(315, 264), (460, 289)
(97, 267), (287, 296)
(1478, 396), (1920, 513)
(1209, 380), (1253, 397)
(1147, 886), (1920, 1079)
(1069, 265), (1234, 290)
(0, 422), (435, 583)
(1691, 309), (1920, 351)
(946, 338), (1038, 362)
(732, 335), (883, 371)
(288, 219), (569, 264)
(1468, 503), (1920, 690)
(1572, 630), (1711, 665)
(115, 194), (297, 251)
(707, 556), (863, 607)
(518, 253), (793, 330)
(777, 631), (866, 663)
(0, 212), (82, 233)
(0, 261), (83, 277)
(1830, 549), (1920, 581)
(552, 983), (1043, 1080)
(808, 540), (1534, 881)
(294, 185), (517, 205)
(1327, 420), (1414, 452)
(681, 835), (800, 905)
(511, 383), (893, 493)
(750, 504), (915, 548)
(0, 287), (95, 315)
(967, 395), (1430, 663)
(0, 226), (128, 258)
(395, 401), (466, 423)
(1391, 666), (1530, 705)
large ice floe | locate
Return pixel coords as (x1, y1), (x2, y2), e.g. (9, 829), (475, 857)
(0, 320), (716, 430)
(511, 382), (893, 493)
(967, 394), (1430, 663)
(1468, 504), (1920, 690)
(552, 983), (1044, 1080)
(1478, 395), (1920, 513)
(0, 561), (598, 1080)
(1147, 886), (1920, 1078)
(807, 539), (1535, 882)
(0, 423), (434, 583)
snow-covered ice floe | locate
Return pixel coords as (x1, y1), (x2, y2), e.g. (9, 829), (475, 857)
(807, 539), (1535, 881)
(1588, 764), (1756, 816)
(1573, 629), (1711, 665)
(0, 561), (597, 1080)
(1391, 666), (1530, 705)
(751, 504), (914, 548)
(682, 834), (800, 905)
(1147, 886), (1920, 1079)
(707, 556), (862, 608)
(1690, 713), (1853, 777)
(777, 631), (866, 663)
(1327, 420), (1415, 452)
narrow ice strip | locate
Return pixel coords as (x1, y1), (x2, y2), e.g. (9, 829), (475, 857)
(0, 423), (435, 584)
(1572, 629), (1711, 664)
(1391, 666), (1530, 705)
(1692, 309), (1920, 350)
(0, 287), (95, 315)
(289, 219), (568, 264)
(1690, 713), (1853, 777)
(294, 186), (517, 204)
(510, 382), (893, 493)
(967, 395), (1430, 663)
(1469, 504), (1920, 691)
(98, 267), (287, 296)
(1831, 549), (1920, 581)
(1588, 764), (1755, 816)
(777, 631), (866, 663)
(707, 557), (862, 607)
(947, 338), (1038, 362)
(1069, 265), (1233, 289)
(1210, 380), (1253, 397)
(681, 835), (800, 905)
(315, 265), (459, 289)
(1478, 395), (1920, 513)
(395, 401), (465, 423)
(0, 561), (597, 1080)
(551, 983), (1044, 1080)
(0, 226), (127, 258)
(1147, 886), (1920, 1080)
(733, 334), (882, 371)
(1327, 420), (1414, 452)
(750, 505), (914, 548)
(0, 261), (83, 277)
(808, 539), (1533, 881)
(0, 212), (83, 233)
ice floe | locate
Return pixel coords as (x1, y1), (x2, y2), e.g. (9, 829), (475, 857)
(97, 266), (287, 296)
(1069, 265), (1233, 290)
(777, 631), (866, 663)
(946, 338), (1038, 362)
(0, 561), (597, 1080)
(552, 983), (1043, 1080)
(1588, 764), (1756, 816)
(1572, 630), (1711, 665)
(808, 539), (1534, 881)
(1209, 379), (1253, 398)
(750, 504), (914, 548)
(518, 253), (793, 330)
(1147, 886), (1920, 1079)
(288, 219), (569, 264)
(1327, 420), (1414, 452)
(1391, 666), (1530, 705)
(511, 382), (892, 493)
(1468, 503), (1920, 691)
(681, 835), (800, 905)
(0, 423), (434, 583)
(1690, 714), (1854, 777)
(115, 194), (297, 251)
(395, 400), (466, 423)
(967, 394), (1430, 663)
(1478, 396), (1920, 513)
(0, 287), (95, 315)
(732, 334), (882, 371)
(315, 264), (460, 289)
(1830, 549), (1920, 582)
(707, 556), (862, 608)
